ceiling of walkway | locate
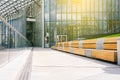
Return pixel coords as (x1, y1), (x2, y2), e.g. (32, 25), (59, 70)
(0, 0), (36, 16)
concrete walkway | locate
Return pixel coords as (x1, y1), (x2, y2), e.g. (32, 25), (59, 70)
(0, 48), (32, 80)
(31, 48), (120, 80)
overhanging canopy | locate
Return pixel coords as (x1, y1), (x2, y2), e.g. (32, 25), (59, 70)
(0, 0), (35, 16)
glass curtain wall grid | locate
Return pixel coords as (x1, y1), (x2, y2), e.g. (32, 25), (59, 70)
(0, 11), (31, 48)
(44, 0), (120, 47)
(0, 0), (36, 48)
(0, 0), (37, 67)
(25, 0), (42, 47)
(29, 0), (42, 47)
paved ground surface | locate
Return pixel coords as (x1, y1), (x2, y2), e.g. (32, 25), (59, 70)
(0, 48), (24, 66)
(0, 48), (32, 80)
(31, 48), (120, 80)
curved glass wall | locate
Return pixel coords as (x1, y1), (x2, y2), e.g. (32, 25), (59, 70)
(44, 0), (120, 47)
(0, 0), (33, 67)
(0, 13), (30, 48)
(0, 11), (31, 67)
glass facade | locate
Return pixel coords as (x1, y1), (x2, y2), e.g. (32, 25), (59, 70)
(29, 0), (43, 47)
(0, 0), (33, 48)
(44, 0), (120, 47)
(2, 0), (120, 48)
(0, 10), (30, 48)
(26, 0), (43, 47)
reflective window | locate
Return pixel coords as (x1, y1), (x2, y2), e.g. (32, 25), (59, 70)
(44, 0), (120, 47)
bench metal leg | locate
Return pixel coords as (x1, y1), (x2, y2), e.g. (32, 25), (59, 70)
(117, 38), (120, 65)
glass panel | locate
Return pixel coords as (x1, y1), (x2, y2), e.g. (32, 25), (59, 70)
(44, 0), (120, 47)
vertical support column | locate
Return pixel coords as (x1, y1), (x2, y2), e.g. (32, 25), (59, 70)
(5, 16), (8, 48)
(0, 22), (1, 45)
(117, 38), (120, 65)
(9, 14), (12, 48)
(42, 0), (45, 48)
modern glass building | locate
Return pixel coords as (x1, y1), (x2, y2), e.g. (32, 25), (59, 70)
(44, 0), (120, 47)
(0, 0), (120, 48)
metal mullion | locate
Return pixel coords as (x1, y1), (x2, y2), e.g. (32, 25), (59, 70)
(115, 0), (118, 33)
(79, 0), (81, 36)
(49, 0), (51, 47)
(48, 0), (50, 46)
(98, 0), (100, 34)
(105, 0), (107, 33)
(101, 0), (104, 34)
(118, 0), (120, 22)
(89, 0), (91, 34)
(111, 0), (113, 33)
(70, 0), (72, 40)
(43, 0), (45, 47)
(106, 0), (108, 33)
(61, 0), (62, 36)
(9, 14), (11, 48)
(76, 2), (78, 39)
(60, 0), (62, 36)
(71, 0), (73, 40)
(85, 0), (88, 35)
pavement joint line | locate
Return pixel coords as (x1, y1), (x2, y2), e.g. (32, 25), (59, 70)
(32, 66), (120, 68)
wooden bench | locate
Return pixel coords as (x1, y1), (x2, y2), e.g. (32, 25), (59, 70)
(52, 37), (119, 63)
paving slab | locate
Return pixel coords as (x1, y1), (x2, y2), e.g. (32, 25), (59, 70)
(31, 48), (120, 80)
(0, 48), (32, 80)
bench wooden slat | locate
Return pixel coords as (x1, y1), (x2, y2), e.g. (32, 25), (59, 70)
(104, 43), (117, 50)
(73, 48), (85, 56)
(82, 43), (96, 49)
(83, 39), (97, 43)
(52, 37), (119, 63)
(63, 47), (71, 52)
(104, 38), (117, 43)
(64, 42), (69, 47)
(92, 50), (117, 62)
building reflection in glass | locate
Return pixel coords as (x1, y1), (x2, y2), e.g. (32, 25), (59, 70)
(44, 0), (120, 47)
